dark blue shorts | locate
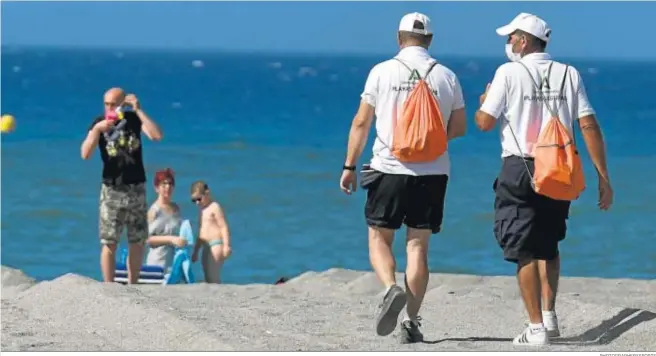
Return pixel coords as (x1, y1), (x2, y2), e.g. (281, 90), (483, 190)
(493, 156), (571, 263)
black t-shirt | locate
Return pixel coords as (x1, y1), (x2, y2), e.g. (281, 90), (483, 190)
(89, 111), (146, 186)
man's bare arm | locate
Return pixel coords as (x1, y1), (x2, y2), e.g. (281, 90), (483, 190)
(135, 109), (163, 142)
(344, 100), (375, 166)
(474, 110), (497, 132)
(447, 108), (467, 140)
(578, 115), (610, 182)
(81, 127), (101, 160)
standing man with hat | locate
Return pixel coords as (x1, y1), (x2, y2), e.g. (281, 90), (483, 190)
(340, 12), (467, 343)
(475, 13), (613, 345)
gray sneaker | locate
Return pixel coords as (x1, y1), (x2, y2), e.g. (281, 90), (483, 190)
(399, 318), (424, 344)
(375, 285), (407, 336)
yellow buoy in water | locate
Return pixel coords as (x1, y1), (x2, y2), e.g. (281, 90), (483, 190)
(1, 114), (16, 133)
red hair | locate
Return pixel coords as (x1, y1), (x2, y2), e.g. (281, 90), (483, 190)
(154, 168), (175, 186)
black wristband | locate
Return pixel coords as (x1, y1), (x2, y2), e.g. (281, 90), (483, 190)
(343, 165), (356, 171)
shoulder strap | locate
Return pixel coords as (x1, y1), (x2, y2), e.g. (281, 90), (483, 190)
(394, 58), (412, 72)
(559, 65), (573, 145)
(424, 61), (439, 79)
(519, 61), (571, 142)
(504, 61), (572, 185)
(518, 61), (568, 118)
(559, 65), (569, 94)
(394, 58), (438, 81)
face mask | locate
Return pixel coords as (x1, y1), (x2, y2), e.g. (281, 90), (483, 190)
(505, 43), (522, 62)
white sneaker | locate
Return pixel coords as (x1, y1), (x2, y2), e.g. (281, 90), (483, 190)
(542, 311), (560, 338)
(513, 326), (549, 346)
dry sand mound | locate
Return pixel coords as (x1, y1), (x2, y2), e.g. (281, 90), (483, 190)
(1, 266), (37, 300)
(1, 266), (654, 351)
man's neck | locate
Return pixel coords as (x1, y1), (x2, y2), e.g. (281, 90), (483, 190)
(400, 44), (427, 50)
(523, 48), (545, 56)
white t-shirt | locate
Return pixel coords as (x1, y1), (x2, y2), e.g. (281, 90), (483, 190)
(480, 52), (596, 158)
(361, 46), (465, 176)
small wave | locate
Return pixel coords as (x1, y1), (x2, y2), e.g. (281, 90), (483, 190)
(191, 60), (204, 68)
(587, 67), (599, 75)
(268, 61), (282, 69)
(329, 74), (339, 82)
(12, 66), (21, 73)
(298, 66), (317, 78)
(171, 102), (182, 109)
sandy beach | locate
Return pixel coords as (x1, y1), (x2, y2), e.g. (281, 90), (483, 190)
(1, 265), (654, 351)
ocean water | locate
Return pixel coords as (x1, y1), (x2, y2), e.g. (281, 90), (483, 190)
(1, 46), (655, 284)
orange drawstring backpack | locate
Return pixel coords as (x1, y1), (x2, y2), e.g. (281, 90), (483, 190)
(506, 61), (585, 201)
(391, 59), (448, 163)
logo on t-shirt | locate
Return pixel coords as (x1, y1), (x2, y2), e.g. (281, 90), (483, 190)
(104, 122), (140, 158)
(393, 68), (438, 96)
(408, 69), (421, 82)
(524, 77), (565, 102)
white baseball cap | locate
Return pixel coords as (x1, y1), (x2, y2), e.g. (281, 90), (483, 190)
(496, 13), (551, 42)
(398, 12), (432, 35)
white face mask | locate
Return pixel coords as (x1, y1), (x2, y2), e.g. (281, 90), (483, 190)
(505, 43), (522, 62)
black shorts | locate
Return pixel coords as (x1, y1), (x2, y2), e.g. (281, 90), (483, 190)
(493, 156), (571, 263)
(361, 168), (448, 234)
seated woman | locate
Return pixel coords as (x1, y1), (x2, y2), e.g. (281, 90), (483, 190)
(145, 168), (186, 271)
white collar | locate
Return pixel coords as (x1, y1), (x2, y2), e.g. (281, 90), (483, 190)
(397, 46), (431, 60)
(522, 52), (552, 61)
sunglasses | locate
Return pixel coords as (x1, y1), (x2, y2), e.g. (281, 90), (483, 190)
(191, 196), (202, 204)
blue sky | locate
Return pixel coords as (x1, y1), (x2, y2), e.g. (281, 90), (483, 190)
(2, 1), (655, 59)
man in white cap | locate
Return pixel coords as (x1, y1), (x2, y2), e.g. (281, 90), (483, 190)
(475, 13), (613, 345)
(339, 12), (467, 343)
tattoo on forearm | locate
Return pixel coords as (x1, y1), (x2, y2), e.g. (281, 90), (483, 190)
(580, 123), (600, 132)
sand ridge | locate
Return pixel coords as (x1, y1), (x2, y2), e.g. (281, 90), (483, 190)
(1, 265), (654, 351)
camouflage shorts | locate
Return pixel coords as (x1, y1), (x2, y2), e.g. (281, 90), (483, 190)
(99, 183), (148, 245)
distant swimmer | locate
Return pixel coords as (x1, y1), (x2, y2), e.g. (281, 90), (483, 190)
(190, 181), (232, 284)
(475, 13), (613, 346)
(80, 87), (164, 284)
(340, 12), (467, 343)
